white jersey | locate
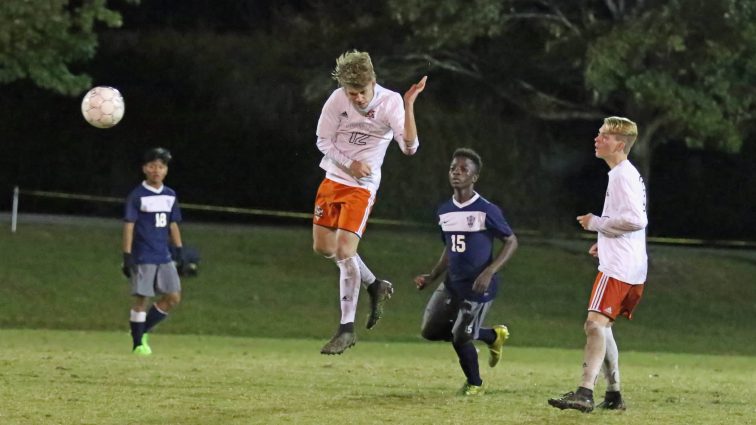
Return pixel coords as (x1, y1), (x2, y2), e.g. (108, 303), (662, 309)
(316, 84), (419, 193)
(588, 159), (648, 284)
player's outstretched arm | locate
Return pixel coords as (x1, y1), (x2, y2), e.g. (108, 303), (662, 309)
(404, 76), (427, 106)
(402, 76), (427, 146)
(414, 247), (447, 290)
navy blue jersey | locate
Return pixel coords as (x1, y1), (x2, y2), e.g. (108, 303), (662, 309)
(124, 182), (182, 264)
(438, 193), (513, 302)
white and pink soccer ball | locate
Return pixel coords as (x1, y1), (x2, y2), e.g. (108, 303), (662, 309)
(81, 86), (125, 128)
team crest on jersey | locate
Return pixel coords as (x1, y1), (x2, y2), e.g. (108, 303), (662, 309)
(467, 215), (476, 228)
(365, 109), (376, 119)
(314, 205), (324, 220)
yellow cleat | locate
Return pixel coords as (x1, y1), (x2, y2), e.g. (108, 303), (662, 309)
(132, 344), (152, 356)
(459, 382), (485, 396)
(488, 325), (510, 367)
(141, 333), (151, 352)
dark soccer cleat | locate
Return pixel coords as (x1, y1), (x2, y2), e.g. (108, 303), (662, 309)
(548, 389), (595, 413)
(320, 331), (357, 355)
(597, 393), (626, 411)
(366, 279), (394, 330)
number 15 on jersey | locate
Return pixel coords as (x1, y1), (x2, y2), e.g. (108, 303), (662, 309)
(451, 234), (466, 252)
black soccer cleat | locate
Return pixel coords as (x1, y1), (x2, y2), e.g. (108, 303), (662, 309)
(320, 331), (357, 355)
(597, 392), (626, 410)
(548, 388), (595, 413)
(366, 279), (393, 330)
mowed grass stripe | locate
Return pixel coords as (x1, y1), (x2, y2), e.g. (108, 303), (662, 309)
(1, 219), (755, 355)
(0, 329), (753, 425)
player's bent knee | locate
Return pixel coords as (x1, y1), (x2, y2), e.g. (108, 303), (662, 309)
(159, 293), (181, 310)
(335, 247), (357, 261)
(420, 318), (452, 341)
(420, 326), (444, 341)
(312, 243), (334, 258)
(452, 326), (473, 346)
(584, 319), (603, 336)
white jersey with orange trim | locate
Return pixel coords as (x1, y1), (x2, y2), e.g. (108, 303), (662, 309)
(316, 84), (419, 193)
(588, 159), (648, 284)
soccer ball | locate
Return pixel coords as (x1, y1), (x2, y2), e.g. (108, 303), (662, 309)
(81, 86), (125, 128)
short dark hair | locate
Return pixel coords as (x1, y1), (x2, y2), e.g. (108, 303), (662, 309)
(452, 148), (482, 174)
(143, 147), (172, 165)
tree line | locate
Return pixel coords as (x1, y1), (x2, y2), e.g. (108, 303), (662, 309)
(1, 0), (754, 239)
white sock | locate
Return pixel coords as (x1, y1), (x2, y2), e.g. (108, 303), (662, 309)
(581, 321), (607, 390)
(329, 254), (375, 288)
(337, 256), (361, 324)
(603, 327), (621, 392)
(129, 310), (146, 322)
(356, 255), (376, 287)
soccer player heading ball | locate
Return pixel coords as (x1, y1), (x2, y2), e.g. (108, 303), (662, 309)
(312, 50), (427, 355)
(122, 147), (185, 356)
(548, 116), (647, 412)
(414, 148), (519, 396)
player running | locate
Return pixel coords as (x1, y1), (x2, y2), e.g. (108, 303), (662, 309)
(313, 50), (427, 355)
(414, 148), (518, 395)
(122, 147), (184, 355)
(548, 116), (647, 412)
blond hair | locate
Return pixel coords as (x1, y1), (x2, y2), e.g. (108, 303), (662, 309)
(331, 50), (376, 88)
(604, 116), (638, 153)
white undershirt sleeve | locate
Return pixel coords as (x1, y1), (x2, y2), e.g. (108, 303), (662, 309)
(588, 174), (647, 237)
(316, 92), (354, 169)
(316, 136), (353, 169)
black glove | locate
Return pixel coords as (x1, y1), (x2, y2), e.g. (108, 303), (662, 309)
(172, 246), (184, 272)
(122, 253), (134, 278)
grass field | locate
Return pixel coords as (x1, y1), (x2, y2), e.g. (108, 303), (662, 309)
(1, 329), (754, 425)
(1, 216), (754, 354)
(0, 216), (755, 424)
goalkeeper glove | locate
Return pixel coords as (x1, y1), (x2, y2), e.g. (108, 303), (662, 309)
(122, 253), (134, 278)
(172, 246), (184, 272)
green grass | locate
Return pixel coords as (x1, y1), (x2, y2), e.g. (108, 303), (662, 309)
(1, 218), (754, 355)
(0, 329), (753, 425)
(0, 218), (755, 424)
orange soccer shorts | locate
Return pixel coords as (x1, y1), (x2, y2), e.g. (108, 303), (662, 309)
(587, 272), (644, 320)
(313, 178), (375, 237)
